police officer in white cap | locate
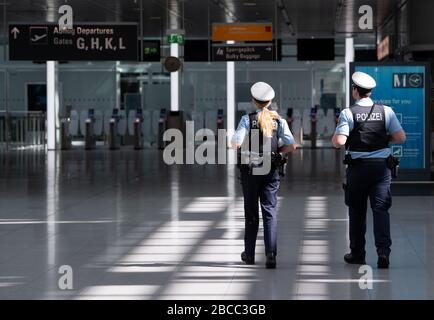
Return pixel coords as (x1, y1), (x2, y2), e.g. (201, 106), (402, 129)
(332, 71), (407, 268)
(231, 82), (296, 269)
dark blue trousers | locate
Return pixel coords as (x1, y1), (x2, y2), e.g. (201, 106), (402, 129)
(345, 161), (392, 257)
(241, 168), (280, 257)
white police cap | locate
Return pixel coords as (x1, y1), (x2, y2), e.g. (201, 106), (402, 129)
(251, 82), (275, 102)
(352, 71), (376, 90)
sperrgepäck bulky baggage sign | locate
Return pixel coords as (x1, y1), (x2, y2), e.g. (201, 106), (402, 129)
(212, 43), (274, 62)
(9, 23), (138, 61)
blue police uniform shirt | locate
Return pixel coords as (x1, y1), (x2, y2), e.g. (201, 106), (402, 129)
(335, 97), (403, 159)
(232, 109), (295, 146)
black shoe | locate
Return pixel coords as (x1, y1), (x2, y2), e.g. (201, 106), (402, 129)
(265, 253), (276, 269)
(344, 253), (366, 265)
(241, 252), (255, 265)
(377, 255), (389, 269)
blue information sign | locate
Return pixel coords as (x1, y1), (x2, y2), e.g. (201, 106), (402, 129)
(354, 64), (428, 171)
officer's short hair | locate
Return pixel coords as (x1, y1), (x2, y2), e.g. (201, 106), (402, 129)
(353, 84), (372, 98)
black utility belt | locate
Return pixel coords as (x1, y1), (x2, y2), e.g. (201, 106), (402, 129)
(238, 153), (283, 165)
(343, 153), (386, 165)
(239, 163), (280, 169)
(238, 152), (286, 176)
(344, 155), (400, 178)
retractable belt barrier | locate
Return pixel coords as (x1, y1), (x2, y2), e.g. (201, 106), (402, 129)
(60, 117), (72, 150)
(133, 108), (144, 150)
(310, 106), (318, 149)
(286, 108), (293, 132)
(217, 109), (224, 130)
(158, 108), (168, 150)
(109, 108), (120, 150)
(85, 108), (96, 150)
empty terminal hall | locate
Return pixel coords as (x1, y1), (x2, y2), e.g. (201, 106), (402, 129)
(1, 0), (434, 302)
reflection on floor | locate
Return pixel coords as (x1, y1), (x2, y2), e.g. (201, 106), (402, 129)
(0, 148), (433, 300)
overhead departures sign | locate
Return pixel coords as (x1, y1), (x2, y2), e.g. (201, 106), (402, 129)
(212, 23), (273, 42)
(352, 63), (431, 178)
(9, 23), (138, 61)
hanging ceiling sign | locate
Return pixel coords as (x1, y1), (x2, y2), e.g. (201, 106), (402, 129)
(166, 29), (185, 44)
(9, 23), (138, 61)
(140, 40), (161, 62)
(212, 23), (273, 42)
(212, 43), (275, 61)
(167, 34), (185, 45)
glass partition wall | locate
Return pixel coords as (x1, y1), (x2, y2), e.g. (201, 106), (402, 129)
(0, 0), (345, 150)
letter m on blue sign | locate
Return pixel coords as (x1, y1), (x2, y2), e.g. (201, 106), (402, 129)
(393, 73), (424, 88)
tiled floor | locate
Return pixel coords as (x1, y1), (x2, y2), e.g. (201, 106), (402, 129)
(0, 148), (433, 300)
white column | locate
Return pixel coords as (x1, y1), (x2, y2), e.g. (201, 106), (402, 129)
(170, 43), (179, 112)
(226, 56), (235, 145)
(345, 38), (354, 108)
(45, 150), (59, 296)
(47, 61), (59, 151)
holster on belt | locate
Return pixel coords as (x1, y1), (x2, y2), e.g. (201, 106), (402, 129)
(238, 151), (287, 176)
(386, 155), (400, 178)
(343, 154), (354, 165)
(344, 154), (400, 178)
(271, 152), (287, 177)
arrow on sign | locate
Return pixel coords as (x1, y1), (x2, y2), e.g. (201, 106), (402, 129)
(11, 27), (20, 39)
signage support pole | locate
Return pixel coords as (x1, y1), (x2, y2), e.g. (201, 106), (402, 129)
(5, 69), (10, 151)
(47, 61), (59, 151)
(226, 41), (235, 146)
(3, 3), (9, 151)
(2, 1), (6, 62)
(274, 2), (278, 61)
(345, 37), (354, 109)
(140, 0), (144, 62)
(170, 42), (179, 112)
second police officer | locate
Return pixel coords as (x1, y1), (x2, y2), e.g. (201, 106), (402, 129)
(232, 82), (296, 269)
(332, 71), (406, 269)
